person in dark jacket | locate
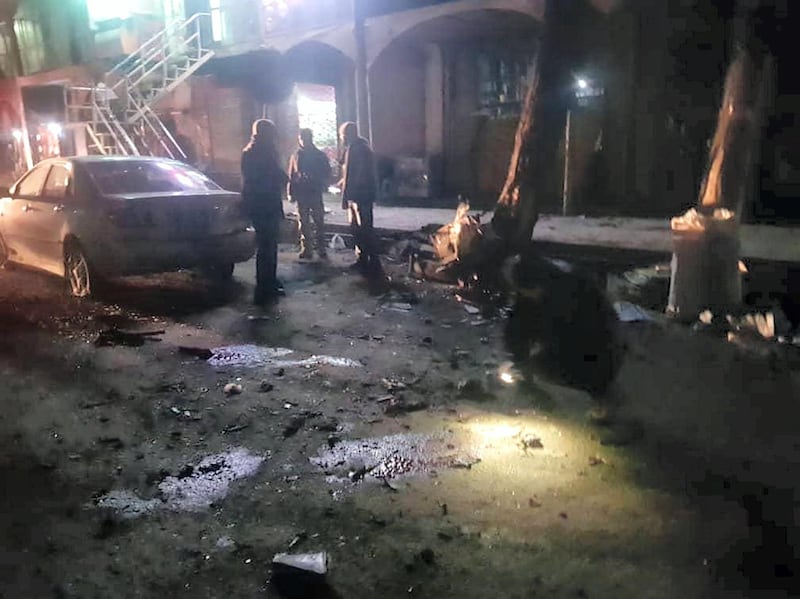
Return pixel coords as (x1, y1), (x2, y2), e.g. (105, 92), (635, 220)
(338, 121), (378, 272)
(288, 128), (331, 260)
(241, 119), (288, 304)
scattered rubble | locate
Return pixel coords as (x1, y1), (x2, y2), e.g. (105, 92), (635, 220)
(310, 433), (480, 482)
(518, 434), (544, 452)
(93, 448), (265, 518)
(271, 552), (330, 598)
(223, 383), (243, 396)
(207, 345), (362, 369)
(381, 377), (407, 392)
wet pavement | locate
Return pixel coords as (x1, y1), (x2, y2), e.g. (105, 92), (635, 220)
(1, 248), (799, 598)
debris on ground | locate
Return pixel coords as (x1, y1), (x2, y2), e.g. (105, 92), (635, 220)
(94, 448), (265, 518)
(728, 309), (792, 340)
(223, 383), (243, 396)
(310, 433), (480, 482)
(259, 381), (275, 393)
(606, 264), (671, 310)
(384, 398), (428, 416)
(95, 328), (165, 348)
(215, 536), (237, 552)
(432, 202), (483, 263)
(613, 301), (655, 323)
(381, 377), (407, 392)
(518, 434), (544, 452)
(588, 455), (607, 466)
(385, 302), (413, 312)
(207, 345), (362, 369)
(283, 416), (307, 439)
(463, 304), (480, 315)
(329, 234), (346, 250)
(314, 417), (340, 433)
(222, 421), (250, 434)
(271, 552), (330, 598)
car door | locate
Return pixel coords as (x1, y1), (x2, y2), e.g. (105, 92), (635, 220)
(35, 162), (75, 273)
(0, 163), (51, 268)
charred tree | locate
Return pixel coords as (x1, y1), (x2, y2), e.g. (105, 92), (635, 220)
(491, 0), (599, 252)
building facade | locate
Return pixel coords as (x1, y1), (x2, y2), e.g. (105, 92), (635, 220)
(0, 0), (795, 222)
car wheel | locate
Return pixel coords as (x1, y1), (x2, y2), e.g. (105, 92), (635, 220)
(203, 262), (235, 281)
(64, 242), (94, 298)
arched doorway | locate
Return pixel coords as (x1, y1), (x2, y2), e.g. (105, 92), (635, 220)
(271, 41), (355, 171)
(367, 7), (542, 204)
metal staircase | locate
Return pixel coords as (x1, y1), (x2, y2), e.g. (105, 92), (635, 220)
(66, 13), (215, 161)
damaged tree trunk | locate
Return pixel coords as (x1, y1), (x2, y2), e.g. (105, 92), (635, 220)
(667, 2), (776, 319)
(697, 7), (774, 221)
(492, 0), (597, 252)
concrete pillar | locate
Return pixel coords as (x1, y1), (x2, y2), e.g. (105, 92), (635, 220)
(353, 0), (371, 142)
(424, 44), (444, 157)
(424, 43), (445, 196)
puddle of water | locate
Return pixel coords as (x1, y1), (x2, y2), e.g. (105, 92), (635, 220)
(208, 345), (362, 369)
(310, 432), (480, 482)
(93, 448), (265, 519)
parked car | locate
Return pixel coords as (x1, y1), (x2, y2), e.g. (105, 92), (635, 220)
(0, 156), (255, 297)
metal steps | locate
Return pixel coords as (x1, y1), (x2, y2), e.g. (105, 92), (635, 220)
(66, 13), (215, 160)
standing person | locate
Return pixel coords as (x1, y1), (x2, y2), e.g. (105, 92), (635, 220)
(287, 128), (332, 260)
(241, 119), (288, 305)
(339, 121), (378, 272)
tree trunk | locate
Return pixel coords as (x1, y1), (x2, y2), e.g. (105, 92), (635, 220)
(696, 5), (774, 221)
(491, 0), (598, 252)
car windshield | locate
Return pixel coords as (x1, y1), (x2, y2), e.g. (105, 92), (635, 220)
(85, 160), (221, 195)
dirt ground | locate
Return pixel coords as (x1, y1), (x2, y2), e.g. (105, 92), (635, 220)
(1, 241), (799, 599)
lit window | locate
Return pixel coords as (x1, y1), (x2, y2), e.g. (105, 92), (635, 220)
(210, 0), (225, 42)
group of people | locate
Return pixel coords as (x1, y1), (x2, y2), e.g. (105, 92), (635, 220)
(240, 119), (379, 305)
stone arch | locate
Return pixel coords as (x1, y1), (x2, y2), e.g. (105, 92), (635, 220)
(284, 40), (355, 87)
(366, 0), (543, 68)
(366, 3), (542, 200)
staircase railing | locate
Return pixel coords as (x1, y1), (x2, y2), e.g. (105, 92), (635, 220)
(130, 88), (187, 160)
(107, 13), (209, 91)
(109, 13), (213, 117)
(66, 13), (214, 159)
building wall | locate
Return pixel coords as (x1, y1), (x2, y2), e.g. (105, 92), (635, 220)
(190, 76), (255, 189)
(369, 41), (426, 159)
